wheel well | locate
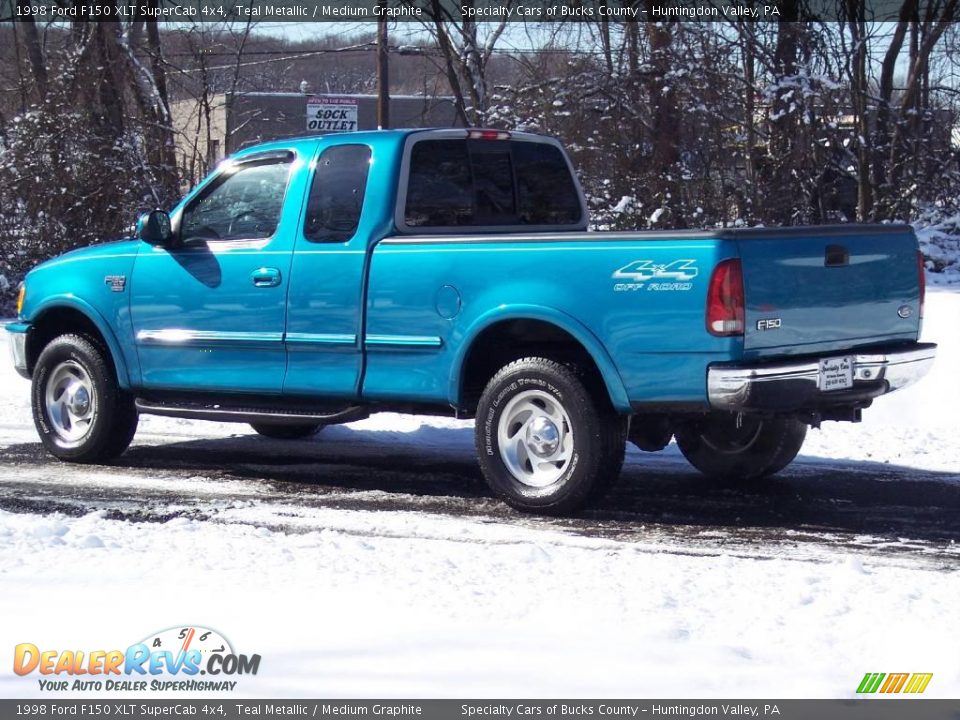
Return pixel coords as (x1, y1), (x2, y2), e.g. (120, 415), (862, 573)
(460, 319), (610, 412)
(27, 308), (114, 375)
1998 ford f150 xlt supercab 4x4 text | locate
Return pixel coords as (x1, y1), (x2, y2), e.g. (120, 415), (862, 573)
(7, 129), (937, 514)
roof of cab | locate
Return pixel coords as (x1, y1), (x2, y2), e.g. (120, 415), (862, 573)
(229, 129), (409, 160)
(228, 128), (555, 161)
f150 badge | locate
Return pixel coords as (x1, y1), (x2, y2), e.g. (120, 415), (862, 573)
(612, 260), (698, 292)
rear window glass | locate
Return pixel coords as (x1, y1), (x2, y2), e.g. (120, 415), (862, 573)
(403, 139), (582, 229)
(513, 142), (582, 225)
(404, 140), (472, 227)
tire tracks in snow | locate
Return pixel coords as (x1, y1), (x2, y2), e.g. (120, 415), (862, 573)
(0, 433), (958, 571)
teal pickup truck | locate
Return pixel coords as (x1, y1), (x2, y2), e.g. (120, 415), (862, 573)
(7, 129), (937, 514)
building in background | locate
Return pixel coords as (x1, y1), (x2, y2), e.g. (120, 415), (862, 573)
(171, 91), (460, 186)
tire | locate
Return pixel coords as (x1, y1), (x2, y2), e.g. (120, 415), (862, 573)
(762, 420), (809, 476)
(674, 414), (807, 481)
(250, 423), (324, 440)
(475, 357), (626, 515)
(31, 334), (139, 463)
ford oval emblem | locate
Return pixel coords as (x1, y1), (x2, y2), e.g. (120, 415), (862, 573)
(898, 305), (913, 319)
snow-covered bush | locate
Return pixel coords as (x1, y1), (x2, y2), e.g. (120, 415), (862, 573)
(912, 203), (960, 284)
(0, 93), (174, 314)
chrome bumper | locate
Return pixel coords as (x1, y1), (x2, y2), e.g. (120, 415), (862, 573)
(707, 343), (937, 413)
(5, 323), (29, 379)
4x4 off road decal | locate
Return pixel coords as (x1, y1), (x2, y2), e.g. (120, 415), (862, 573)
(612, 260), (698, 292)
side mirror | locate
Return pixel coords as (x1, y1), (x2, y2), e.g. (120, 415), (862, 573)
(137, 210), (174, 246)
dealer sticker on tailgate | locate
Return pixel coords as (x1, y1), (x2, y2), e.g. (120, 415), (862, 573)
(819, 356), (854, 391)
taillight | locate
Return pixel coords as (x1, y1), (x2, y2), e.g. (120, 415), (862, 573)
(706, 259), (745, 336)
(16, 284), (25, 317)
(917, 249), (926, 319)
(466, 129), (511, 141)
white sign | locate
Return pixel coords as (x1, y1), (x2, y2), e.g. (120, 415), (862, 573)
(307, 96), (358, 132)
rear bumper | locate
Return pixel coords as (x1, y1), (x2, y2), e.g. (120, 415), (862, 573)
(707, 343), (937, 413)
(5, 322), (30, 379)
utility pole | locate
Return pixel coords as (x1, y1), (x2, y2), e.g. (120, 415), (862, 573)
(377, 10), (390, 129)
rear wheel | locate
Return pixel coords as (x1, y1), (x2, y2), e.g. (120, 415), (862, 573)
(675, 413), (807, 480)
(250, 423), (324, 440)
(32, 334), (139, 463)
(475, 357), (625, 515)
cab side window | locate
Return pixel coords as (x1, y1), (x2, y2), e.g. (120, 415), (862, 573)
(304, 145), (372, 243)
(180, 158), (292, 243)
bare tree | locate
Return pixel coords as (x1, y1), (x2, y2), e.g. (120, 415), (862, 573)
(418, 2), (510, 124)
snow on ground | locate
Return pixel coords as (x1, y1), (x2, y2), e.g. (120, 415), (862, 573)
(916, 220), (960, 285)
(799, 287), (960, 474)
(0, 289), (958, 699)
(0, 505), (957, 699)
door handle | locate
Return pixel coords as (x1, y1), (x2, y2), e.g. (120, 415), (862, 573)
(251, 267), (282, 288)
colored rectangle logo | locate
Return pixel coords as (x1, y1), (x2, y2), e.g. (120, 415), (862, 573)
(857, 672), (932, 694)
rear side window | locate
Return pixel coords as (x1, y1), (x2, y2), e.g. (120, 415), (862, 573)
(403, 139), (582, 229)
(304, 144), (372, 243)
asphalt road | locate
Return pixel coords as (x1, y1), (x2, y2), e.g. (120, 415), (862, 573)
(0, 422), (958, 569)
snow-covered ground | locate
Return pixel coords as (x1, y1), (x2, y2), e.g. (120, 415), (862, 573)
(916, 220), (960, 285)
(0, 289), (957, 699)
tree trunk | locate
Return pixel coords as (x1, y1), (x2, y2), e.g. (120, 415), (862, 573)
(846, 1), (872, 220)
(768, 8), (803, 223)
(16, 4), (48, 100)
(739, 22), (758, 218)
(886, 2), (956, 212)
(377, 12), (390, 129)
(873, 5), (912, 210)
(145, 15), (179, 199)
(428, 2), (471, 126)
(643, 10), (681, 228)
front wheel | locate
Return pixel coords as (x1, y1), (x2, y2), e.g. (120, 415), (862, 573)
(475, 357), (625, 515)
(31, 334), (139, 463)
(674, 414), (807, 480)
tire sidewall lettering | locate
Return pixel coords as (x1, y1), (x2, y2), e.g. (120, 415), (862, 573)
(483, 371), (575, 488)
(484, 381), (518, 455)
(33, 365), (52, 435)
(485, 377), (566, 458)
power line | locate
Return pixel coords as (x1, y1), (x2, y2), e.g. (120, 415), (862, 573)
(164, 45), (610, 58)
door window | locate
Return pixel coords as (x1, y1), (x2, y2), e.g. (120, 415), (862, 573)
(180, 158), (292, 243)
(304, 145), (372, 243)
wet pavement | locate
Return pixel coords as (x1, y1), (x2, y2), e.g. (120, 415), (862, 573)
(0, 426), (958, 570)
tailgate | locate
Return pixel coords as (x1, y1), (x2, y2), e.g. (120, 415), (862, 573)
(731, 225), (921, 356)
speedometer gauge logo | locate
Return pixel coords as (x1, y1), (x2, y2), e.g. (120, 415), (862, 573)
(142, 626), (234, 660)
